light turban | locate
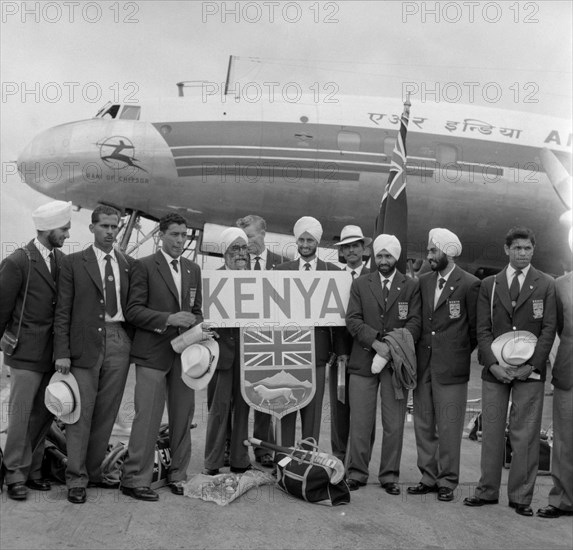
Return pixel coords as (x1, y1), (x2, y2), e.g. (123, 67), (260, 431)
(32, 200), (72, 231)
(220, 227), (248, 249)
(429, 228), (462, 257)
(372, 234), (401, 260)
(293, 216), (323, 243)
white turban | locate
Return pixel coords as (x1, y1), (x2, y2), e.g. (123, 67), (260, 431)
(293, 216), (323, 243)
(372, 234), (401, 260)
(220, 227), (248, 249)
(32, 200), (72, 231)
(429, 228), (462, 257)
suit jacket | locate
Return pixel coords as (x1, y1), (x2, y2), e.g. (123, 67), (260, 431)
(0, 240), (64, 372)
(553, 272), (573, 390)
(53, 247), (134, 368)
(416, 266), (480, 384)
(477, 265), (557, 383)
(275, 257), (340, 365)
(126, 251), (203, 370)
(346, 270), (421, 377)
(338, 266), (371, 356)
(265, 249), (286, 270)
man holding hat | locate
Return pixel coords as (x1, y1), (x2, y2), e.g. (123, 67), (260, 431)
(275, 216), (341, 447)
(345, 234), (421, 493)
(408, 228), (480, 502)
(464, 227), (556, 516)
(53, 205), (133, 504)
(121, 213), (203, 501)
(0, 200), (71, 500)
(203, 228), (253, 475)
(330, 225), (373, 463)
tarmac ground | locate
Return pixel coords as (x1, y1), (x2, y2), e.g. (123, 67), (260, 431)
(1, 353), (572, 550)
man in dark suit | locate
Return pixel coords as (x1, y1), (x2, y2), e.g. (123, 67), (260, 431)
(121, 213), (203, 501)
(330, 225), (373, 463)
(407, 228), (480, 502)
(0, 200), (71, 500)
(54, 205), (133, 504)
(275, 216), (340, 447)
(537, 238), (573, 519)
(345, 234), (421, 493)
(203, 228), (252, 475)
(464, 226), (557, 516)
(236, 214), (287, 466)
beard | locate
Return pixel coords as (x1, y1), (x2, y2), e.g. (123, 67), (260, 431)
(429, 254), (449, 272)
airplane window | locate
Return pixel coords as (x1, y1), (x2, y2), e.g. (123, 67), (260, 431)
(337, 131), (361, 152)
(100, 104), (121, 119)
(119, 105), (141, 120)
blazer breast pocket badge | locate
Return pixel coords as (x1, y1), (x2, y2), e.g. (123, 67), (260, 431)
(532, 299), (544, 319)
(398, 302), (408, 320)
(448, 300), (461, 319)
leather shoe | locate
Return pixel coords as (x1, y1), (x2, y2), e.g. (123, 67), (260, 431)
(230, 464), (253, 474)
(7, 482), (28, 500)
(169, 482), (184, 496)
(463, 495), (499, 507)
(202, 468), (220, 476)
(407, 482), (437, 495)
(120, 486), (159, 502)
(509, 502), (533, 516)
(537, 505), (573, 518)
(437, 487), (454, 502)
(67, 487), (87, 504)
(381, 482), (401, 495)
(256, 454), (274, 468)
(347, 479), (366, 491)
(88, 480), (120, 489)
(25, 479), (51, 491)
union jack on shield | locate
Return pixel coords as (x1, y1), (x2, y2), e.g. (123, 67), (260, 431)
(240, 325), (316, 420)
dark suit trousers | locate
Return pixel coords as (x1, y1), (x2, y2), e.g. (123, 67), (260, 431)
(328, 361), (350, 462)
(548, 386), (573, 511)
(280, 365), (326, 447)
(329, 363), (376, 464)
(204, 364), (250, 470)
(66, 324), (131, 488)
(413, 367), (468, 489)
(475, 379), (544, 505)
(347, 368), (407, 484)
(122, 356), (195, 487)
(253, 410), (273, 458)
(4, 369), (53, 484)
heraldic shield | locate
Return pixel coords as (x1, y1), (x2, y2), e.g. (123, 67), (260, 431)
(240, 325), (316, 420)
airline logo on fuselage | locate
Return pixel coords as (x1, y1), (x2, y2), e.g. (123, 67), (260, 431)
(98, 136), (147, 172)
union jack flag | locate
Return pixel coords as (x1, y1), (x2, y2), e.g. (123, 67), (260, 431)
(243, 327), (313, 368)
(375, 95), (411, 273)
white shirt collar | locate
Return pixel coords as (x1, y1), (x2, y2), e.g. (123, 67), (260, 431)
(250, 248), (268, 266)
(92, 245), (116, 262)
(437, 264), (455, 284)
(161, 248), (180, 268)
(345, 263), (364, 276)
(378, 269), (397, 286)
(299, 256), (318, 270)
(507, 264), (530, 279)
(33, 238), (52, 261)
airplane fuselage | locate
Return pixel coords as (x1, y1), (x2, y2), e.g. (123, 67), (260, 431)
(17, 95), (572, 274)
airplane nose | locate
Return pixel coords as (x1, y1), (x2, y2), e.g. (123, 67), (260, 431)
(17, 122), (77, 198)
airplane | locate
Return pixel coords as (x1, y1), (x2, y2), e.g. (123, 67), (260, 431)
(16, 79), (572, 276)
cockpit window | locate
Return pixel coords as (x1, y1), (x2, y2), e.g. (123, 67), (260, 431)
(119, 105), (141, 120)
(94, 103), (121, 119)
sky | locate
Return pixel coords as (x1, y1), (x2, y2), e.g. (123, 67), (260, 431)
(1, 0), (571, 258)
